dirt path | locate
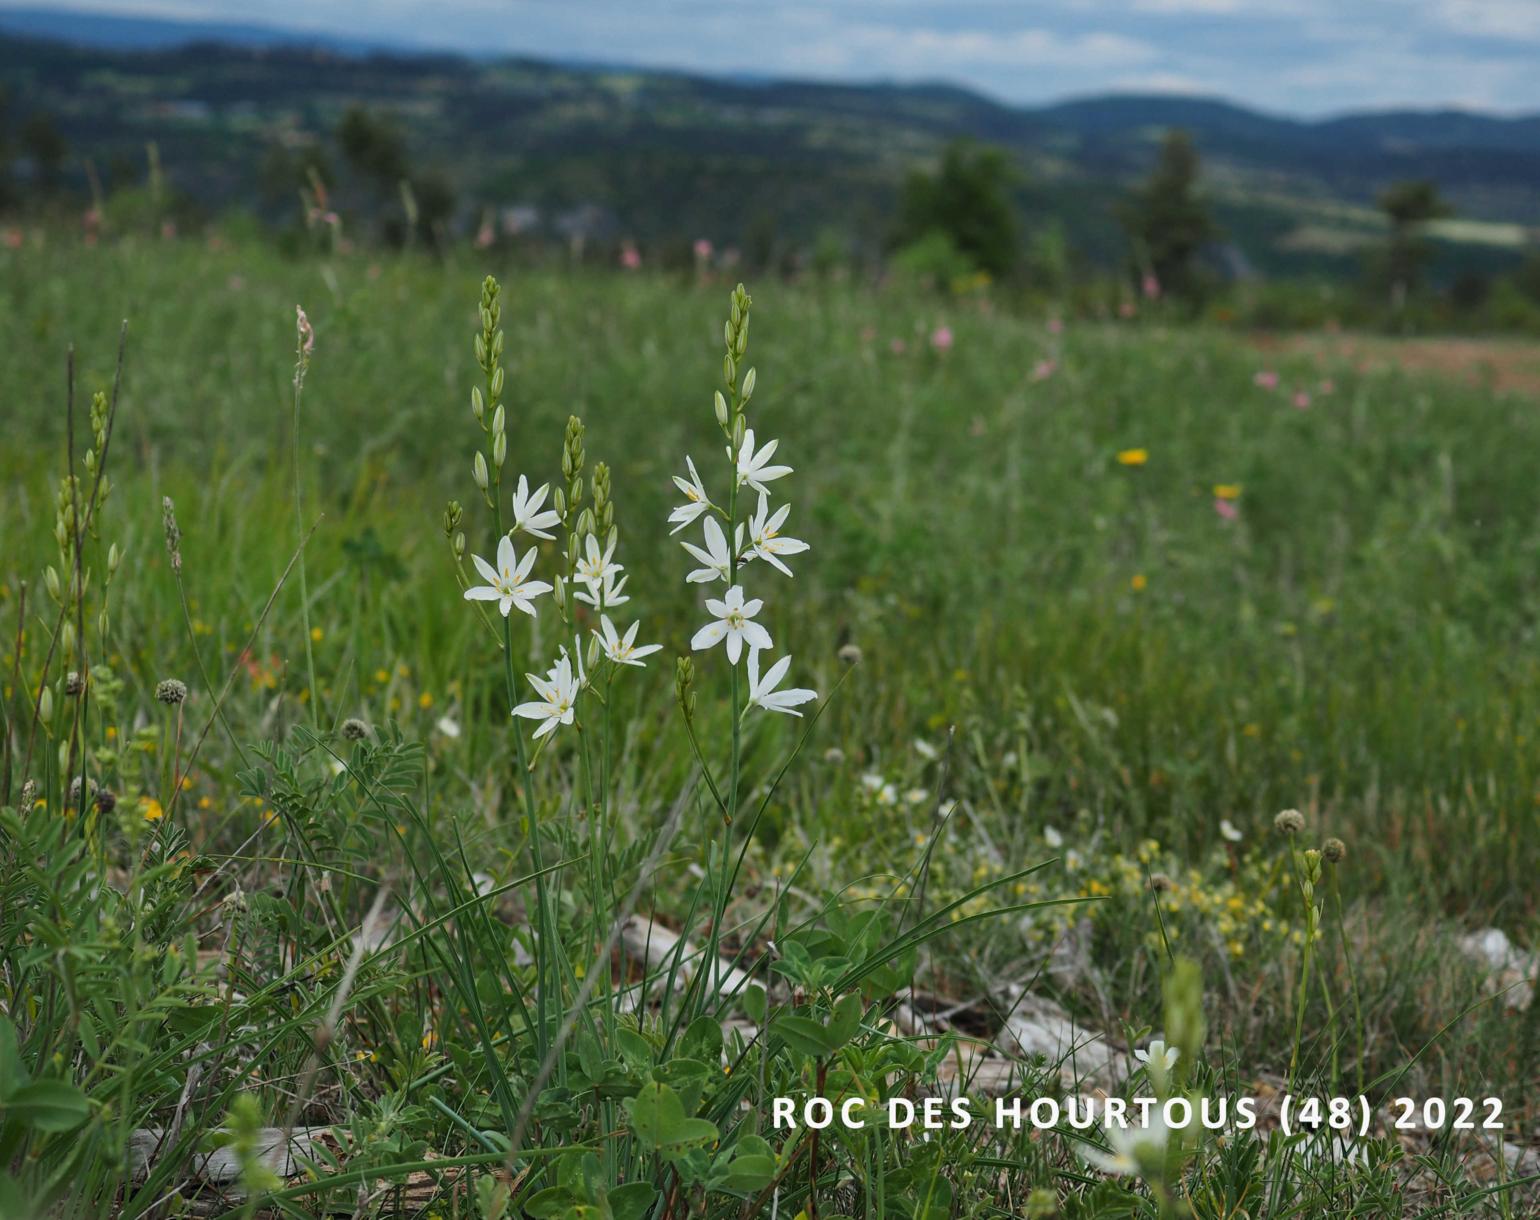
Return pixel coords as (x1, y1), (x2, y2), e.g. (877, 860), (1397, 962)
(1250, 332), (1540, 398)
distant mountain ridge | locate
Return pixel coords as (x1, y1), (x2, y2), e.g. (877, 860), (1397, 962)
(2, 7), (1537, 278)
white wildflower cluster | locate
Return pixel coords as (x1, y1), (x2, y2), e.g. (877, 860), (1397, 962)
(672, 284), (817, 718)
(454, 275), (659, 746)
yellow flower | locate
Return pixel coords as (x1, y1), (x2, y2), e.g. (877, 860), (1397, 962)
(1130, 573), (1148, 591)
(1213, 483), (1242, 500)
(418, 691), (434, 710)
(310, 626), (324, 643)
(139, 796), (165, 822)
(1116, 448), (1148, 466)
(374, 668), (390, 685)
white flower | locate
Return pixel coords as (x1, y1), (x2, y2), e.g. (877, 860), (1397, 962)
(435, 716), (462, 738)
(1220, 818), (1243, 843)
(914, 738), (939, 762)
(745, 649), (817, 716)
(1080, 1112), (1171, 1176)
(1043, 825), (1064, 848)
(903, 787), (929, 806)
(510, 475), (561, 540)
(512, 648), (582, 739)
(464, 535), (552, 618)
(734, 428), (792, 495)
(745, 492), (809, 577)
(574, 533), (623, 592)
(1134, 1039), (1179, 1074)
(668, 456), (713, 534)
(595, 615), (662, 668)
(574, 569), (630, 609)
(861, 773), (897, 807)
(691, 585), (772, 664)
(681, 516), (743, 584)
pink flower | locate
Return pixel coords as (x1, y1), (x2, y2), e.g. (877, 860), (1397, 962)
(1213, 498), (1238, 521)
(1318, 378), (1335, 394)
(889, 338), (907, 355)
(1047, 316), (1064, 335)
(1253, 370), (1279, 390)
(930, 325), (953, 352)
(295, 305), (315, 356)
(693, 238), (713, 260)
(1031, 359), (1056, 382)
(619, 242), (641, 270)
(1292, 391), (1311, 410)
(1142, 273), (1161, 300)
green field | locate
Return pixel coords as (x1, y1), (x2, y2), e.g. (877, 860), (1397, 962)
(2, 237), (1538, 1216)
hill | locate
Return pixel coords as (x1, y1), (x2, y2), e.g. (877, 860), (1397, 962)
(1, 13), (1537, 278)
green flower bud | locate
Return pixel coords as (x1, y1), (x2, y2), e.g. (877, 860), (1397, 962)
(39, 686), (54, 726)
(723, 354), (735, 387)
(731, 415), (746, 449)
(741, 367), (757, 399)
(490, 366), (505, 400)
(553, 574), (567, 614)
(45, 566), (61, 602)
(471, 386), (484, 420)
(493, 431), (507, 468)
(473, 452), (489, 491)
(492, 404), (505, 436)
(453, 531), (465, 559)
(553, 486), (567, 519)
(714, 391), (729, 427)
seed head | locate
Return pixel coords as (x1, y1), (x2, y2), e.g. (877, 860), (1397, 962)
(95, 787), (117, 814)
(64, 671), (85, 697)
(19, 779), (39, 807)
(341, 717), (370, 741)
(1149, 872), (1174, 893)
(68, 776), (97, 807)
(837, 642), (863, 667)
(1322, 837), (1346, 864)
(1274, 808), (1305, 836)
(155, 678), (188, 706)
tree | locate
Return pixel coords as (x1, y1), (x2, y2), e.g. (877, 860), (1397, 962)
(1376, 179), (1452, 309)
(1118, 129), (1217, 304)
(336, 105), (409, 192)
(21, 112), (67, 194)
(895, 140), (1020, 279)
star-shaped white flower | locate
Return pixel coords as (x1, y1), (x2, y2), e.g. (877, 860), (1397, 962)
(734, 428), (792, 495)
(574, 533), (622, 592)
(746, 492), (809, 577)
(513, 648), (582, 739)
(669, 456), (714, 535)
(574, 569), (630, 609)
(510, 475), (561, 540)
(464, 535), (552, 618)
(595, 615), (662, 668)
(1134, 1039), (1179, 1074)
(681, 516), (743, 584)
(745, 649), (817, 716)
(691, 585), (772, 664)
(1080, 1113), (1171, 1177)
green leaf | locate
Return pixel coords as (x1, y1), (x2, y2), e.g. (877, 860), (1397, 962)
(606, 1180), (659, 1220)
(678, 1015), (723, 1064)
(770, 1014), (834, 1059)
(623, 1082), (717, 1159)
(0, 1019), (27, 1102)
(4, 1079), (90, 1132)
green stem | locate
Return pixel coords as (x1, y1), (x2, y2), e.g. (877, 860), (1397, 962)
(291, 364), (319, 727)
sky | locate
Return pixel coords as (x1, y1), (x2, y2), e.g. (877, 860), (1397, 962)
(20, 0), (1540, 116)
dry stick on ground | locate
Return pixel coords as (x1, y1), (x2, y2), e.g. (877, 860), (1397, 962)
(164, 515), (323, 823)
(280, 886), (393, 1145)
(503, 778), (697, 1169)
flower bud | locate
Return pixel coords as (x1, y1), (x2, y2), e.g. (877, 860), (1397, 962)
(474, 334), (487, 365)
(723, 354), (735, 387)
(155, 678), (188, 706)
(493, 431), (507, 468)
(60, 621), (76, 657)
(108, 542), (122, 575)
(585, 635), (601, 671)
(741, 367), (756, 399)
(553, 486), (567, 518)
(492, 404), (505, 436)
(45, 566), (61, 602)
(453, 531), (466, 559)
(1322, 837), (1346, 864)
(38, 687), (54, 726)
(675, 656), (696, 721)
(492, 330), (504, 360)
(1274, 808), (1305, 836)
(714, 391), (729, 427)
(553, 575), (567, 614)
(731, 415), (746, 449)
(490, 367), (505, 400)
(471, 386), (484, 421)
(473, 452), (489, 491)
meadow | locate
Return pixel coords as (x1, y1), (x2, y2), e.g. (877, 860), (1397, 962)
(1, 234), (1538, 1217)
